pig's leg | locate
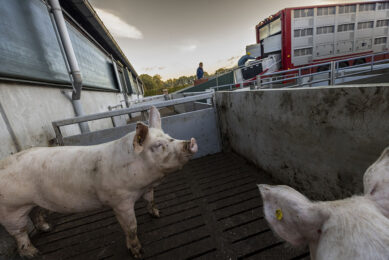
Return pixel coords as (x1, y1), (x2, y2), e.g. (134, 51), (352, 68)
(113, 202), (143, 258)
(0, 205), (39, 258)
(30, 207), (52, 232)
(143, 188), (160, 218)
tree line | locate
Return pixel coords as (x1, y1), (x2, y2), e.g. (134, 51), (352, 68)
(140, 67), (230, 96)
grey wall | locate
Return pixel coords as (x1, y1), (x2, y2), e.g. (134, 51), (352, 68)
(0, 82), (125, 160)
(216, 84), (389, 200)
(62, 108), (221, 159)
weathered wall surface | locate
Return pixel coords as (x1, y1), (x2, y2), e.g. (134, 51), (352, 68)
(216, 84), (389, 200)
(0, 82), (128, 256)
(0, 82), (125, 160)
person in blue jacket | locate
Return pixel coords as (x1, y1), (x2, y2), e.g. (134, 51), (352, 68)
(238, 52), (255, 67)
(196, 62), (204, 79)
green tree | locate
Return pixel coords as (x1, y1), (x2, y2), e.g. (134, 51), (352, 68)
(141, 72), (211, 96)
(153, 74), (164, 89)
(139, 74), (156, 91)
(215, 67), (228, 75)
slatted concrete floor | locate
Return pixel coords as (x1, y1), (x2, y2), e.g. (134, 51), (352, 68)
(32, 152), (310, 260)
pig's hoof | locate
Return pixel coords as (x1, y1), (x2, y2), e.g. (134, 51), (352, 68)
(129, 247), (143, 259)
(37, 222), (53, 232)
(19, 245), (40, 259)
(149, 208), (160, 218)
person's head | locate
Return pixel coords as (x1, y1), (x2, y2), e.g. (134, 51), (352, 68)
(199, 62), (203, 68)
(247, 52), (251, 56)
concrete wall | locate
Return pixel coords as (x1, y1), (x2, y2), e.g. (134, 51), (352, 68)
(0, 82), (126, 160)
(216, 84), (389, 200)
(0, 82), (130, 256)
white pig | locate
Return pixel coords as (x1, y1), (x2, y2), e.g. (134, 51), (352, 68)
(0, 106), (198, 258)
(258, 184), (389, 260)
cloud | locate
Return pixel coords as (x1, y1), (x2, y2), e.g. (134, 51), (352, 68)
(143, 67), (154, 72)
(142, 66), (166, 72)
(177, 44), (197, 52)
(227, 56), (240, 62)
(95, 8), (143, 39)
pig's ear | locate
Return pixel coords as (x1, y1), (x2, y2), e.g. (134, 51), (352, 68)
(258, 184), (328, 247)
(133, 122), (149, 153)
(364, 147), (389, 217)
(149, 106), (161, 129)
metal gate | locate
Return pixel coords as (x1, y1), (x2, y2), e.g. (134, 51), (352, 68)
(52, 92), (221, 159)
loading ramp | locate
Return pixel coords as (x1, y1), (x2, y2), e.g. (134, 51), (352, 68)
(24, 92), (312, 260)
(32, 153), (309, 260)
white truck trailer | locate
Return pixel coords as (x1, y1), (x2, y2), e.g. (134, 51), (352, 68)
(240, 1), (389, 81)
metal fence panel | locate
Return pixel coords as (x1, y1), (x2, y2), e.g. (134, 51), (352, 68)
(63, 108), (221, 159)
(181, 71), (234, 93)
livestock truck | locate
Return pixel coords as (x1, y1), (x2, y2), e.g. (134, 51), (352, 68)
(239, 1), (389, 82)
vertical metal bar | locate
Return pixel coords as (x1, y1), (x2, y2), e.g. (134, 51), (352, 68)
(136, 79), (142, 96)
(48, 0), (82, 100)
(111, 57), (123, 92)
(121, 68), (131, 108)
(330, 61), (335, 85)
(52, 122), (64, 146)
(61, 91), (90, 133)
(48, 0), (90, 133)
(111, 56), (129, 108)
(47, 7), (73, 87)
(297, 68), (302, 87)
(0, 102), (21, 152)
(257, 75), (262, 89)
(209, 89), (222, 152)
(371, 54), (374, 71)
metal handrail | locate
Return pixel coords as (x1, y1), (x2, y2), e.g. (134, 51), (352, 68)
(335, 51), (388, 63)
(53, 92), (214, 127)
(201, 57), (265, 86)
(210, 78), (258, 91)
(258, 51), (389, 88)
(52, 92), (215, 145)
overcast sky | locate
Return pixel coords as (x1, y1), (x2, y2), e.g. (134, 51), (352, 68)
(89, 0), (372, 80)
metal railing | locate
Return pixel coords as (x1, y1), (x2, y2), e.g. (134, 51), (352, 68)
(209, 78), (258, 91)
(257, 51), (389, 89)
(52, 91), (214, 145)
(198, 58), (266, 87)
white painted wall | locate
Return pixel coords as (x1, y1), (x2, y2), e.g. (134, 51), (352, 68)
(0, 82), (125, 159)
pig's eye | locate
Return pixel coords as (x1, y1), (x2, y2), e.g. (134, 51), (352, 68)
(169, 139), (174, 142)
(150, 143), (163, 152)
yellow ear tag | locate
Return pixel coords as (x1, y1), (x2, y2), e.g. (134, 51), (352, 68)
(275, 209), (283, 221)
(138, 135), (141, 141)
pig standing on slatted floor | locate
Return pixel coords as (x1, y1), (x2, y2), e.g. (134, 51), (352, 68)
(258, 147), (389, 260)
(0, 106), (198, 259)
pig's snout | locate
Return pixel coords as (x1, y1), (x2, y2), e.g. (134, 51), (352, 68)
(184, 138), (198, 154)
